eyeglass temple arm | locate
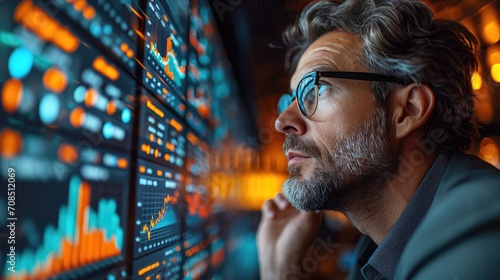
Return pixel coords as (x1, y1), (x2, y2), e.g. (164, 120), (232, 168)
(318, 71), (404, 84)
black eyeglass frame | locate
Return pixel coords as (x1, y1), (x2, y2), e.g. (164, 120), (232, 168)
(278, 71), (405, 117)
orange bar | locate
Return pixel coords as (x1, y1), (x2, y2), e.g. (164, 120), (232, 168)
(53, 254), (62, 274)
(146, 100), (165, 118)
(1, 79), (23, 114)
(61, 239), (72, 271)
(95, 230), (105, 259)
(80, 185), (91, 265)
(87, 230), (94, 264)
(92, 56), (120, 81)
(170, 119), (183, 131)
(73, 182), (89, 268)
(80, 230), (88, 265)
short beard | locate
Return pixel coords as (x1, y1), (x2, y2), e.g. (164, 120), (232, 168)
(283, 106), (397, 212)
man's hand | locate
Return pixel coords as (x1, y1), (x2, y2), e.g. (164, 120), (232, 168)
(257, 193), (322, 280)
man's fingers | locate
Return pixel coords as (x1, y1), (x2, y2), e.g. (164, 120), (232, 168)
(274, 193), (290, 210)
(262, 199), (279, 219)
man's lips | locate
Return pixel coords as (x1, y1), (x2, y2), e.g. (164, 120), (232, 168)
(286, 151), (310, 164)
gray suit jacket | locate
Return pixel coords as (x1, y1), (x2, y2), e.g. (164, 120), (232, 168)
(395, 154), (500, 279)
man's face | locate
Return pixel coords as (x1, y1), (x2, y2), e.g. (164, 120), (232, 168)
(275, 31), (397, 211)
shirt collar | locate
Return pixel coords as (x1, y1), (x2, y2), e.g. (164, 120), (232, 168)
(360, 153), (451, 280)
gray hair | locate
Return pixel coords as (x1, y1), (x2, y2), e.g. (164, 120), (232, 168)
(283, 0), (480, 153)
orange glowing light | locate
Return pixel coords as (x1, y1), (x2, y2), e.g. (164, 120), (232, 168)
(146, 100), (165, 118)
(117, 158), (128, 169)
(106, 101), (117, 115)
(120, 43), (128, 52)
(481, 6), (500, 44)
(43, 67), (68, 93)
(187, 133), (199, 145)
(197, 104), (210, 118)
(0, 128), (23, 158)
(149, 133), (155, 142)
(479, 137), (499, 166)
(58, 144), (79, 164)
(70, 107), (86, 128)
(471, 72), (482, 90)
(486, 45), (500, 68)
(84, 89), (98, 107)
(15, 0), (80, 53)
(134, 28), (145, 40)
(126, 49), (134, 58)
(129, 6), (143, 19)
(476, 100), (494, 124)
(13, 0), (31, 22)
(483, 22), (500, 45)
(1, 79), (23, 114)
(139, 166), (146, 173)
(73, 0), (86, 11)
(170, 119), (183, 132)
(53, 28), (80, 53)
(157, 170), (163, 176)
(92, 56), (120, 81)
(82, 6), (96, 20)
(491, 63), (500, 82)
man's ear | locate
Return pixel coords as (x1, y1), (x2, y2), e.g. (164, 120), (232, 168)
(389, 84), (435, 140)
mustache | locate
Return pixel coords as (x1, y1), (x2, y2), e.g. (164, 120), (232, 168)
(283, 135), (321, 157)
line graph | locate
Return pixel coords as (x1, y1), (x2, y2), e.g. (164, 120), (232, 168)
(134, 160), (183, 257)
(140, 191), (179, 241)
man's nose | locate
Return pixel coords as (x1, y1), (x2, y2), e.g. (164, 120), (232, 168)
(275, 101), (306, 135)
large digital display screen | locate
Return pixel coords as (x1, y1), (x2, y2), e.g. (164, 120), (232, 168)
(0, 0), (247, 278)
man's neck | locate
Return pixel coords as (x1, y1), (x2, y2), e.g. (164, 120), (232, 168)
(345, 152), (438, 245)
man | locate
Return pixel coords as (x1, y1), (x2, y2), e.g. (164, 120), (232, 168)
(257, 0), (500, 279)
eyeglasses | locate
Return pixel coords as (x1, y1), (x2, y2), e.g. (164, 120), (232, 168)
(277, 71), (404, 117)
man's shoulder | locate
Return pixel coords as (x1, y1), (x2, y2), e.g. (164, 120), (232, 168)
(435, 153), (500, 195)
(395, 153), (500, 279)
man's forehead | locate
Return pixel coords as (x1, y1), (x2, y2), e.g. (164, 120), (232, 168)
(290, 31), (365, 89)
